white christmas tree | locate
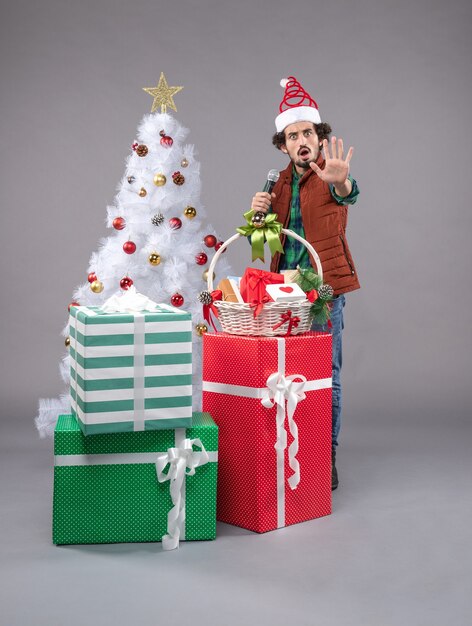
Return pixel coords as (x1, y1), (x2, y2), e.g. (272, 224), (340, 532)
(36, 73), (231, 437)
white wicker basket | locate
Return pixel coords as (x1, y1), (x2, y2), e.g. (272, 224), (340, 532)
(207, 228), (323, 336)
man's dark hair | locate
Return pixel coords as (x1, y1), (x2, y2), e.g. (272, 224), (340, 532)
(272, 122), (332, 150)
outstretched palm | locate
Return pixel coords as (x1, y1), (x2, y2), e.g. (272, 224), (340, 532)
(310, 137), (354, 186)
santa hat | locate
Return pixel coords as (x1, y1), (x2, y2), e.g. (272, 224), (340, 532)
(275, 77), (321, 132)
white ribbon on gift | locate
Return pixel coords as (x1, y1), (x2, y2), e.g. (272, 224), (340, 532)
(100, 285), (159, 314)
(156, 436), (210, 551)
(202, 336), (332, 529)
(260, 338), (305, 528)
(132, 312), (146, 431)
(100, 287), (158, 431)
(261, 371), (306, 491)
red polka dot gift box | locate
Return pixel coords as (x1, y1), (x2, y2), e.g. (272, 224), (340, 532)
(202, 332), (332, 533)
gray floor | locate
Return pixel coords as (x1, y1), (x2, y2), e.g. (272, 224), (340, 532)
(1, 413), (471, 626)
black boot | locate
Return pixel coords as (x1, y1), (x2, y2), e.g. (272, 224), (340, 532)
(332, 447), (339, 490)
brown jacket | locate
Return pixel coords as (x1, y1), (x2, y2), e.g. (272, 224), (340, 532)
(270, 155), (360, 295)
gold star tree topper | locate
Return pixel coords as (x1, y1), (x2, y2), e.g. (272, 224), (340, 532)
(143, 72), (184, 114)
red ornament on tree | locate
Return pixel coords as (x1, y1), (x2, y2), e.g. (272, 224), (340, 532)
(215, 241), (226, 252)
(113, 217), (126, 230)
(195, 252), (208, 265)
(120, 276), (133, 290)
(123, 241), (136, 254)
(169, 217), (182, 230)
(204, 234), (217, 248)
(159, 130), (173, 147)
(171, 293), (184, 307)
(68, 301), (80, 312)
(87, 272), (97, 283)
(131, 142), (138, 151)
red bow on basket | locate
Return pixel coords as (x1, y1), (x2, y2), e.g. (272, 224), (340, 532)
(203, 290), (222, 331)
(250, 294), (272, 318)
(272, 310), (300, 336)
(306, 289), (318, 303)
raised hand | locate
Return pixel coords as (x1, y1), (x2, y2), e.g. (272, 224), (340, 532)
(310, 137), (354, 187)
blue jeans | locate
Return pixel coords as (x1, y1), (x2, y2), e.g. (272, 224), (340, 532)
(311, 294), (345, 448)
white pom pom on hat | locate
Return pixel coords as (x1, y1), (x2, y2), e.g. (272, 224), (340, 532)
(275, 76), (321, 132)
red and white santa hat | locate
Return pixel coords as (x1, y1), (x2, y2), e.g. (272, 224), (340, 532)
(275, 76), (321, 132)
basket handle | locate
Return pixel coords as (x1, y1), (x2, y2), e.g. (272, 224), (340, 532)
(207, 228), (323, 292)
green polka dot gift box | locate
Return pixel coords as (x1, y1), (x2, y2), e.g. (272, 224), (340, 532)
(69, 304), (193, 435)
(53, 413), (218, 548)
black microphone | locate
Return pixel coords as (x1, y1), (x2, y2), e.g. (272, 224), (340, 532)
(251, 170), (280, 229)
(262, 169), (280, 194)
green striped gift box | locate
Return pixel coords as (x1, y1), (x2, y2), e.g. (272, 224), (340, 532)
(53, 413), (218, 545)
(69, 304), (193, 435)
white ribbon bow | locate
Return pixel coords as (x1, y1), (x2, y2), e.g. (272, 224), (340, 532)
(261, 372), (307, 490)
(101, 285), (158, 313)
(156, 438), (210, 551)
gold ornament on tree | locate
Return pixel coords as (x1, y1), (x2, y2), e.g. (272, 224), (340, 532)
(184, 206), (197, 219)
(65, 336), (70, 347)
(90, 280), (104, 293)
(142, 72), (184, 114)
(181, 158), (189, 168)
(148, 252), (161, 266)
(139, 187), (147, 197)
(202, 269), (215, 282)
(195, 323), (208, 337)
(153, 173), (166, 186)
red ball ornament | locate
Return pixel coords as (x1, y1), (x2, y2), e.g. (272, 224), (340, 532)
(171, 293), (184, 307)
(87, 272), (97, 283)
(215, 241), (226, 252)
(123, 241), (136, 254)
(204, 234), (217, 248)
(120, 276), (133, 290)
(68, 301), (80, 312)
(113, 217), (126, 230)
(169, 217), (182, 230)
(159, 130), (173, 147)
(195, 252), (208, 265)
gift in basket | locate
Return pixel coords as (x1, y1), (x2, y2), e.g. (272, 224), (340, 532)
(200, 210), (333, 336)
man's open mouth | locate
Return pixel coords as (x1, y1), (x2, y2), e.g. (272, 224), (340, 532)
(298, 148), (310, 158)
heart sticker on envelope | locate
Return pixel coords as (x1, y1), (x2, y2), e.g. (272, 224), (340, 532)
(266, 282), (306, 302)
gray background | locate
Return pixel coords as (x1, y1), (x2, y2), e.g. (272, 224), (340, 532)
(1, 0), (471, 624)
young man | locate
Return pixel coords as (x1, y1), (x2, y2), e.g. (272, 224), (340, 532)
(251, 77), (360, 490)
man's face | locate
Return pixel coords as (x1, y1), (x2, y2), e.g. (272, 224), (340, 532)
(281, 122), (320, 174)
